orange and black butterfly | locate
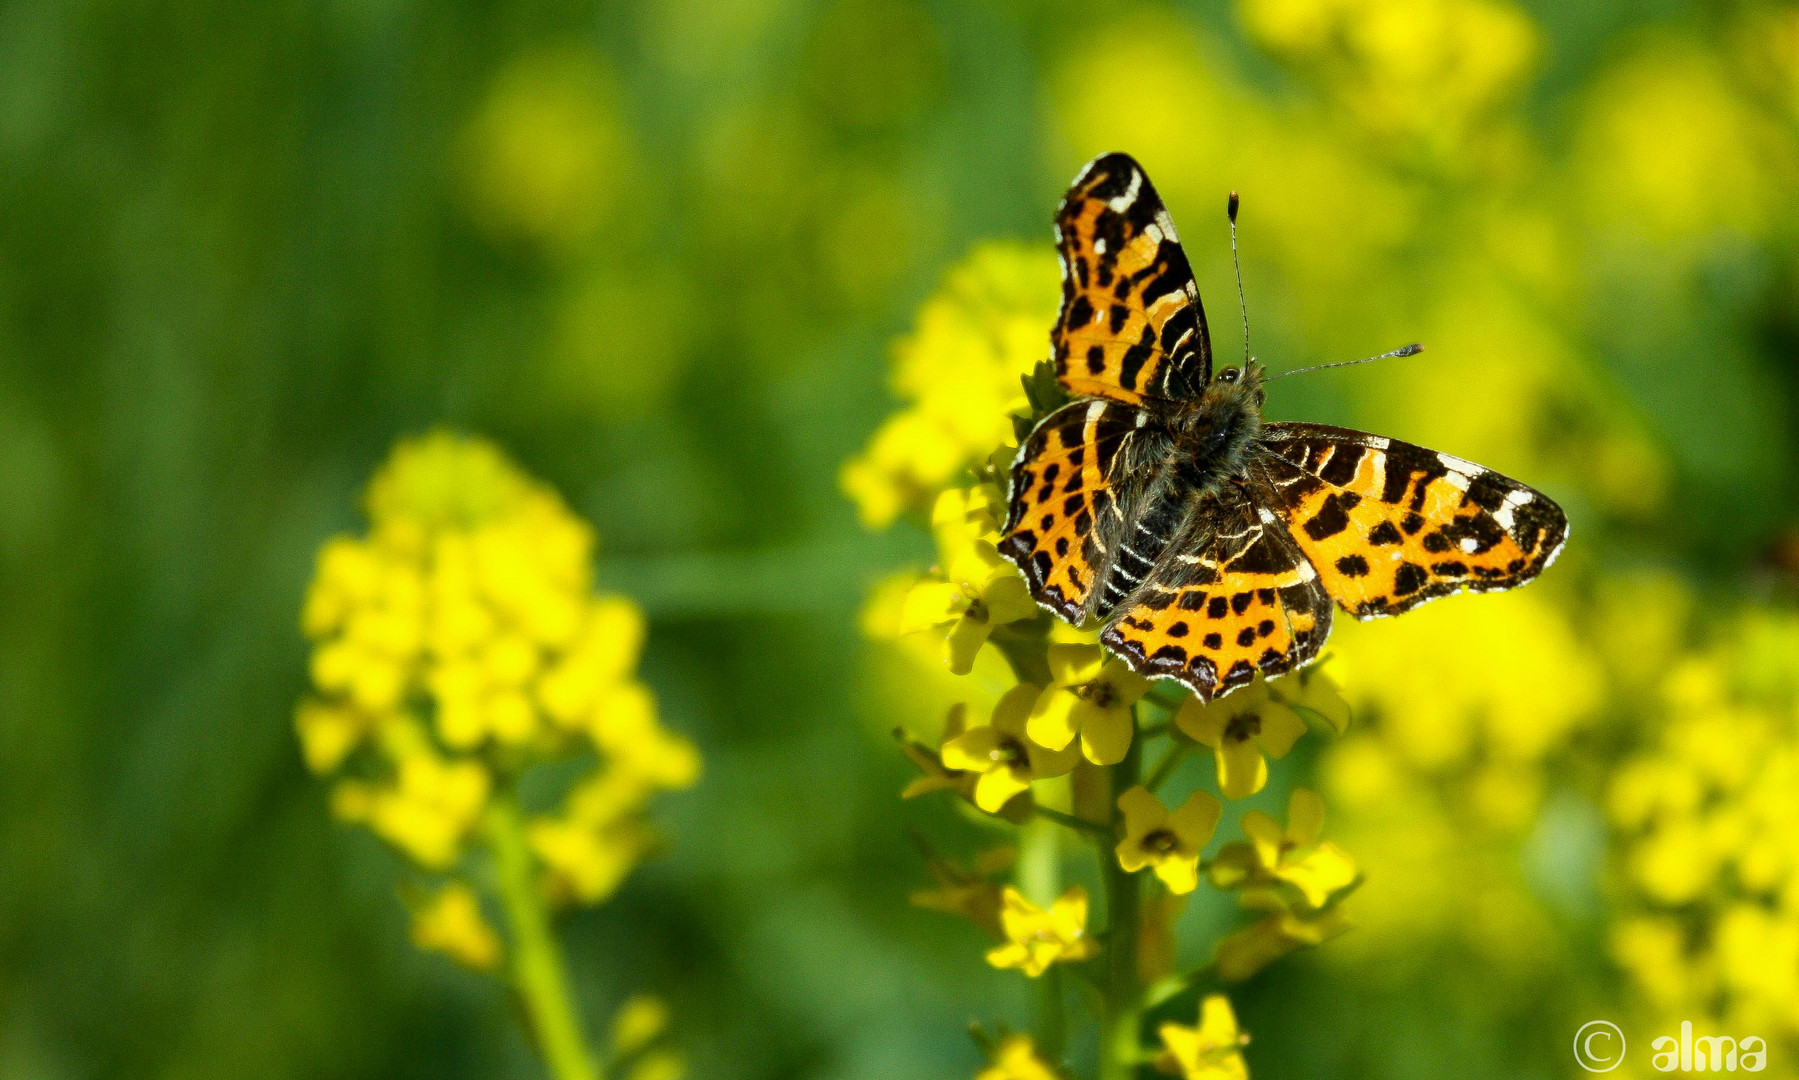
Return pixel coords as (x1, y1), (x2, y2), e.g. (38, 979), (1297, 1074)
(999, 153), (1567, 702)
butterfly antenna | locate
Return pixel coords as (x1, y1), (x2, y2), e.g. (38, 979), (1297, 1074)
(1228, 191), (1251, 369)
(1266, 342), (1424, 381)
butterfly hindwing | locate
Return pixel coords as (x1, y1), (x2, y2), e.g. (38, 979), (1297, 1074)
(1001, 399), (1145, 622)
(1099, 488), (1332, 701)
(1052, 153), (1211, 406)
(1256, 423), (1568, 620)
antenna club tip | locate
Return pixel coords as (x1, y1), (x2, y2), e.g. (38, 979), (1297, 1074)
(1227, 191), (1240, 222)
(1398, 342), (1423, 356)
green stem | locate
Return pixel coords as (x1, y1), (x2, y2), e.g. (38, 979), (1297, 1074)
(1037, 965), (1068, 1062)
(485, 794), (602, 1080)
(1099, 726), (1144, 1080)
(1035, 805), (1111, 837)
(1143, 742), (1191, 793)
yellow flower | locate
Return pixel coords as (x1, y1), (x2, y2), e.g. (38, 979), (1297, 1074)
(610, 994), (670, 1059)
(1175, 676), (1307, 799)
(840, 242), (1060, 529)
(409, 882), (504, 972)
(1028, 644), (1151, 766)
(1213, 903), (1353, 983)
(529, 812), (650, 905)
(293, 699), (373, 774)
(899, 704), (983, 802)
(942, 684), (1081, 813)
(976, 1034), (1061, 1080)
(366, 749), (493, 870)
(1115, 785), (1223, 894)
(623, 1052), (685, 1080)
(986, 886), (1099, 976)
(910, 845), (1015, 938)
(901, 488), (1038, 674)
(1209, 789), (1359, 908)
(1270, 666), (1351, 734)
(1157, 994), (1250, 1080)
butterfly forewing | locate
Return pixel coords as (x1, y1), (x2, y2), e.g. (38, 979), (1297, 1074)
(1052, 153), (1211, 405)
(1000, 399), (1144, 623)
(1256, 423), (1568, 620)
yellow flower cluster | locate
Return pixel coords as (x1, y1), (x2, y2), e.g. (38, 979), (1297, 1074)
(1241, 0), (1538, 155)
(298, 430), (698, 894)
(1314, 590), (1600, 961)
(840, 242), (1058, 528)
(1609, 609), (1799, 1041)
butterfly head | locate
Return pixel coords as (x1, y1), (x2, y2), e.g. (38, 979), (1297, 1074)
(1167, 360), (1265, 487)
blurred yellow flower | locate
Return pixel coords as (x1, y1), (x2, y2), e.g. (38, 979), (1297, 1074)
(1242, 0), (1538, 155)
(1210, 789), (1358, 908)
(1607, 607), (1799, 1041)
(1214, 900), (1354, 982)
(623, 1053), (686, 1080)
(901, 488), (1039, 674)
(941, 684), (1080, 813)
(349, 747), (492, 871)
(910, 845), (1016, 939)
(1115, 785), (1222, 895)
(1270, 666), (1351, 734)
(1157, 994), (1250, 1080)
(1175, 677), (1307, 800)
(611, 994), (670, 1059)
(841, 242), (1059, 528)
(1028, 644), (1151, 766)
(459, 47), (635, 248)
(986, 885), (1099, 977)
(409, 882), (504, 973)
(976, 1034), (1060, 1080)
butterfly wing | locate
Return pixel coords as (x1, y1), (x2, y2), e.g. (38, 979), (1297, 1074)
(1098, 484), (1332, 701)
(1000, 398), (1149, 623)
(1255, 423), (1568, 620)
(1052, 153), (1211, 405)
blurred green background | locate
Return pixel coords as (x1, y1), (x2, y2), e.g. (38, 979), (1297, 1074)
(3, 0), (1798, 1077)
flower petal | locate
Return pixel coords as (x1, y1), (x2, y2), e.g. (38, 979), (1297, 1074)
(1049, 885), (1089, 935)
(1099, 659), (1152, 704)
(1279, 842), (1359, 908)
(1078, 705), (1133, 765)
(1046, 643), (1104, 686)
(1174, 695), (1227, 748)
(973, 767), (1031, 814)
(1154, 855), (1200, 895)
(898, 581), (968, 632)
(1025, 735), (1081, 779)
(1167, 790), (1223, 850)
(1286, 788), (1327, 847)
(941, 727), (1004, 773)
(1026, 687), (1080, 751)
(982, 572), (1040, 625)
(1255, 701), (1308, 759)
(990, 683), (1040, 736)
(945, 615), (994, 675)
(1241, 809), (1284, 867)
(1117, 785), (1168, 842)
(1215, 738), (1268, 800)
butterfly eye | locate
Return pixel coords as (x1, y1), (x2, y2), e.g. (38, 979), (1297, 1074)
(1217, 366), (1241, 384)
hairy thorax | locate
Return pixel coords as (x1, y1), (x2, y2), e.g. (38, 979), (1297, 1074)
(1161, 365), (1267, 496)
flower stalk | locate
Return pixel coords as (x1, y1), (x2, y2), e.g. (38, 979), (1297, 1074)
(486, 792), (602, 1080)
(1099, 725), (1143, 1080)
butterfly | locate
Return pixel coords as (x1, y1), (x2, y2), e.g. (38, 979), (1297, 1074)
(998, 153), (1568, 702)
